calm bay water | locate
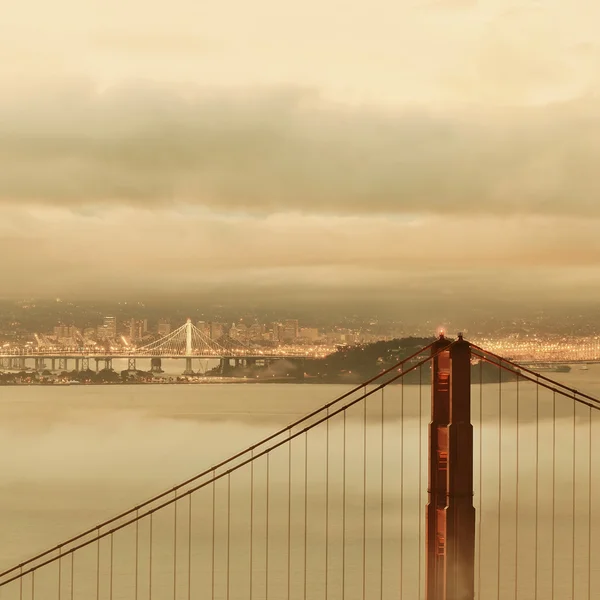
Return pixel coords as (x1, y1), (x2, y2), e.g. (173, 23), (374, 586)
(1, 365), (600, 599)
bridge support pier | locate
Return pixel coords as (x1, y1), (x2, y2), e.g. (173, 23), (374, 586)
(151, 358), (163, 373)
(220, 358), (233, 376)
(183, 357), (195, 375)
(35, 357), (45, 371)
(82, 357), (89, 371)
(293, 358), (305, 381)
(128, 358), (137, 371)
(426, 334), (475, 600)
(58, 357), (67, 372)
(105, 358), (113, 371)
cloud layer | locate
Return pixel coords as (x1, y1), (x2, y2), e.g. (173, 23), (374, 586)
(1, 206), (599, 308)
(2, 84), (600, 217)
(2, 0), (600, 305)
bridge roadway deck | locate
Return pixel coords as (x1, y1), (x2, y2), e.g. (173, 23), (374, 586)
(0, 352), (310, 359)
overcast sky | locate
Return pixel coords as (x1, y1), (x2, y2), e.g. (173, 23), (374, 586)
(2, 0), (599, 315)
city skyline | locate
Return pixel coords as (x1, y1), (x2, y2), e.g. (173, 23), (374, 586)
(1, 1), (600, 314)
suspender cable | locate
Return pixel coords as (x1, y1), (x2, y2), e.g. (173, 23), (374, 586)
(325, 409), (330, 600)
(174, 492), (178, 600)
(265, 454), (270, 600)
(250, 451), (254, 600)
(135, 511), (139, 600)
(362, 387), (368, 600)
(572, 398), (577, 600)
(497, 365), (502, 600)
(149, 513), (153, 600)
(342, 410), (346, 600)
(287, 430), (292, 600)
(188, 495), (192, 600)
(304, 433), (308, 600)
(418, 366), (423, 600)
(478, 360), (483, 600)
(110, 533), (114, 600)
(551, 391), (556, 600)
(534, 380), (539, 600)
(381, 387), (385, 600)
(227, 473), (231, 600)
(515, 376), (520, 600)
(58, 546), (62, 600)
(399, 378), (404, 600)
(212, 470), (216, 600)
(588, 407), (593, 600)
(96, 529), (100, 600)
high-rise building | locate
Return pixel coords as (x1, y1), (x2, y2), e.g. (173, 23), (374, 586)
(129, 319), (148, 342)
(83, 327), (96, 340)
(247, 323), (264, 341)
(157, 320), (171, 336)
(53, 324), (78, 343)
(97, 316), (117, 341)
(230, 323), (248, 340)
(210, 322), (224, 340)
(282, 319), (299, 342)
(270, 322), (285, 342)
(300, 327), (320, 342)
(104, 316), (117, 338)
(196, 321), (210, 337)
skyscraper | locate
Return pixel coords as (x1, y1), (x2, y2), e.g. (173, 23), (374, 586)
(129, 319), (148, 341)
(97, 316), (117, 340)
(157, 320), (171, 336)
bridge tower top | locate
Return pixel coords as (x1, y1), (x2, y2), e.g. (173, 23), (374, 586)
(185, 318), (192, 356)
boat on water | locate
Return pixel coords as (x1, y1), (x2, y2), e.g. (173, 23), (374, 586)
(580, 365), (590, 371)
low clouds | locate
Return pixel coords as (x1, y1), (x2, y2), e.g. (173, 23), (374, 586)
(1, 84), (600, 217)
(1, 206), (600, 304)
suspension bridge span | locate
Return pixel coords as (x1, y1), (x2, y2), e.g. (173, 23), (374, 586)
(1, 333), (599, 599)
(0, 320), (313, 375)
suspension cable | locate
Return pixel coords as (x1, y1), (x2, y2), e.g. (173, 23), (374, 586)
(473, 353), (600, 412)
(1, 344), (453, 586)
(0, 340), (443, 584)
(471, 345), (600, 408)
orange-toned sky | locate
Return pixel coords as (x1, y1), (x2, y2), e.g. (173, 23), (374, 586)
(1, 0), (599, 307)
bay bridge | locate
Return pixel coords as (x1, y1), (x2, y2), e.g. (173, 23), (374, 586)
(1, 333), (600, 599)
(0, 320), (315, 376)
